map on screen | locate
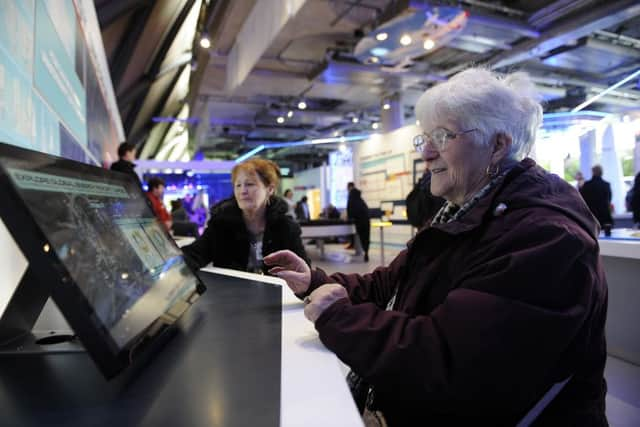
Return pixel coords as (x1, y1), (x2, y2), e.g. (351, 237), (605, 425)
(3, 163), (199, 348)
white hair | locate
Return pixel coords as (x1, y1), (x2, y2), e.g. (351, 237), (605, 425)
(414, 67), (543, 160)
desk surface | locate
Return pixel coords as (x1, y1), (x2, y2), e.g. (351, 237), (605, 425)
(0, 267), (362, 427)
(598, 229), (640, 259)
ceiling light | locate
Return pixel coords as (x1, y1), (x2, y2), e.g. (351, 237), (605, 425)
(298, 101), (307, 110)
(340, 136), (346, 143)
(400, 34), (412, 46)
(423, 38), (435, 50)
(277, 116), (285, 124)
(339, 143), (347, 152)
(367, 56), (379, 64)
(416, 119), (420, 126)
(199, 34), (211, 49)
(287, 110), (294, 118)
(382, 102), (391, 110)
(333, 131), (340, 137)
(372, 122), (379, 130)
(352, 116), (359, 123)
(375, 32), (388, 41)
(370, 47), (389, 57)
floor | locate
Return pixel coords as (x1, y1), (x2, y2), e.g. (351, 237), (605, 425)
(306, 242), (640, 426)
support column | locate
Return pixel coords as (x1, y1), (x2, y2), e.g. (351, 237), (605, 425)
(579, 129), (596, 179)
(600, 123), (625, 216)
(381, 93), (403, 133)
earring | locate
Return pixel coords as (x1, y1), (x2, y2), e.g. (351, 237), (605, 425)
(486, 163), (500, 178)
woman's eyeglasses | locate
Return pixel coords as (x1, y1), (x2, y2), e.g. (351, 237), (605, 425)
(413, 128), (477, 153)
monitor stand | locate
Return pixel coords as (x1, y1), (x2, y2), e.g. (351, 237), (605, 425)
(0, 266), (83, 355)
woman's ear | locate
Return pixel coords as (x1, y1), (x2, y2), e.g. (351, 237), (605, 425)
(492, 132), (512, 163)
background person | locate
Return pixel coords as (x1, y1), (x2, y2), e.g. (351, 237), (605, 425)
(110, 142), (140, 185)
(631, 171), (640, 227)
(347, 182), (370, 262)
(295, 196), (310, 222)
(264, 68), (608, 426)
(171, 199), (199, 237)
(146, 177), (172, 232)
(580, 165), (613, 230)
(182, 158), (309, 273)
(283, 188), (297, 219)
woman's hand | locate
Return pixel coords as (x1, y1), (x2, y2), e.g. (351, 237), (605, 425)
(264, 250), (311, 295)
(303, 284), (348, 323)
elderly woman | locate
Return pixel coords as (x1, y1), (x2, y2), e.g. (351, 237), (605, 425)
(264, 68), (608, 425)
(182, 158), (309, 273)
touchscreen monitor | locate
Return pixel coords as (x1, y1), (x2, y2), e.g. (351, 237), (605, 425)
(0, 143), (205, 378)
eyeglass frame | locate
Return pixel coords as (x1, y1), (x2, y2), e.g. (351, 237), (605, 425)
(413, 127), (478, 153)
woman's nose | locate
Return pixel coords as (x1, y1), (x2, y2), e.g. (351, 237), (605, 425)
(422, 147), (439, 161)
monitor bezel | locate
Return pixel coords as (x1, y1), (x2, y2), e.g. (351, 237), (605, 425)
(0, 143), (206, 378)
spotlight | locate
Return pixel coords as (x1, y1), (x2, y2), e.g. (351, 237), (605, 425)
(382, 102), (391, 110)
(277, 116), (285, 124)
(287, 110), (294, 118)
(416, 119), (420, 126)
(423, 38), (435, 50)
(372, 122), (379, 130)
(352, 116), (359, 123)
(298, 101), (307, 110)
(375, 32), (388, 41)
(400, 34), (412, 46)
(200, 34), (211, 49)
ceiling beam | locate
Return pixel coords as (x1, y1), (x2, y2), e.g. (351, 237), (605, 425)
(121, 0), (196, 136)
(110, 3), (154, 93)
(135, 64), (189, 157)
(487, 0), (640, 69)
(148, 0), (197, 77)
(97, 0), (151, 29)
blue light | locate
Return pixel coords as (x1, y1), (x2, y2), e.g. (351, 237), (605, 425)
(235, 145), (266, 163)
(370, 47), (390, 57)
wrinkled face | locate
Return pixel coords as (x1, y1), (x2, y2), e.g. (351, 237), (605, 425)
(420, 122), (493, 205)
(234, 170), (273, 213)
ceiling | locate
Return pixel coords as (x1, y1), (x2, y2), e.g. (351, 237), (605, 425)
(97, 0), (640, 169)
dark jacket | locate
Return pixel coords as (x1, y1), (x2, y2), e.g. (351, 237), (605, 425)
(110, 159), (140, 185)
(307, 159), (608, 426)
(631, 173), (640, 224)
(182, 196), (309, 272)
(347, 188), (369, 222)
(580, 176), (613, 227)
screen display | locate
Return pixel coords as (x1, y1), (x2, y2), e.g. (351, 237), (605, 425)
(1, 155), (200, 349)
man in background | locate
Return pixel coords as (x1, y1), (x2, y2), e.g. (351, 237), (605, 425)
(296, 196), (310, 222)
(146, 177), (172, 232)
(580, 165), (613, 230)
(110, 142), (140, 185)
(347, 182), (370, 262)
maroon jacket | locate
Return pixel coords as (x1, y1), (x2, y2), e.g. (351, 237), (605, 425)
(309, 159), (608, 426)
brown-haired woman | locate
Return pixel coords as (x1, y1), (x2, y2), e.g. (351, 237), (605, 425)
(182, 158), (309, 273)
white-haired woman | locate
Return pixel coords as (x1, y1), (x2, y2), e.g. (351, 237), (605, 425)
(265, 68), (608, 426)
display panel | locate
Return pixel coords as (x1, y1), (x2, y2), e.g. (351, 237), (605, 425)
(0, 143), (205, 377)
